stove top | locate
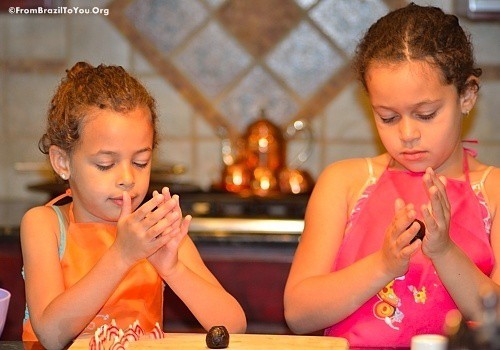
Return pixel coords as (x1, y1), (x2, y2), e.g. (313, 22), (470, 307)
(176, 191), (309, 219)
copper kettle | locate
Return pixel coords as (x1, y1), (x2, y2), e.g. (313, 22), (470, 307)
(221, 110), (314, 196)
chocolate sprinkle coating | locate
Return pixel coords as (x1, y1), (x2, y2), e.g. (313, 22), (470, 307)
(206, 326), (230, 349)
(408, 219), (426, 244)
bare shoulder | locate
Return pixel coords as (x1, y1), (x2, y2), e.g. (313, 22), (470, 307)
(316, 154), (388, 191)
(483, 165), (500, 217)
(20, 205), (60, 243)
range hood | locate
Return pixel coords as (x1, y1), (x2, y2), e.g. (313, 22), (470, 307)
(456, 0), (500, 20)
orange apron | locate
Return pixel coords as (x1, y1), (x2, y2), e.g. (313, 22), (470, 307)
(23, 197), (163, 341)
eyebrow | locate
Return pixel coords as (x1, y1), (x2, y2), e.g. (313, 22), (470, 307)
(92, 147), (153, 157)
(373, 99), (441, 110)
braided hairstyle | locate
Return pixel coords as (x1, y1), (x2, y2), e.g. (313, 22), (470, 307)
(353, 3), (482, 96)
(39, 62), (158, 155)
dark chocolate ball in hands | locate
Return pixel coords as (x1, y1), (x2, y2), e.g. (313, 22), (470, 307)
(206, 326), (230, 349)
(408, 219), (426, 244)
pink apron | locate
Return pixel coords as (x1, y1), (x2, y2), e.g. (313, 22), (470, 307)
(324, 154), (494, 347)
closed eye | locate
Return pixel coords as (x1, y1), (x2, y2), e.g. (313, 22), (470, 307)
(417, 112), (436, 120)
(96, 164), (113, 171)
(134, 162), (149, 169)
(380, 115), (398, 124)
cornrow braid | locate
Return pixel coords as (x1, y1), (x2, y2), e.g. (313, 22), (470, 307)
(353, 3), (481, 95)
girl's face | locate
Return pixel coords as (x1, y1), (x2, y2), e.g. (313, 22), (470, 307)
(366, 60), (472, 176)
(67, 106), (154, 224)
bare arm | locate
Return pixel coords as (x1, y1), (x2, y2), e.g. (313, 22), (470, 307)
(147, 188), (246, 333)
(161, 237), (247, 333)
(284, 159), (421, 334)
(422, 167), (500, 321)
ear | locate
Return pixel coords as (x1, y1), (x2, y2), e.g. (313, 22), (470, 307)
(49, 145), (71, 181)
(460, 76), (479, 115)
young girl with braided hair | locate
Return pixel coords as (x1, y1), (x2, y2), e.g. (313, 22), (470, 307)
(284, 3), (499, 347)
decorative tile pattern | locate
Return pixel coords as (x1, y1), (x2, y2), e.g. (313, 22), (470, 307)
(108, 0), (399, 137)
(217, 0), (303, 58)
(267, 21), (345, 99)
(218, 66), (299, 132)
(205, 0), (226, 8)
(174, 22), (251, 99)
(125, 0), (208, 55)
(309, 0), (390, 55)
(295, 0), (320, 9)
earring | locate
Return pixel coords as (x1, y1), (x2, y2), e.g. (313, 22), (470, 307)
(60, 173), (68, 180)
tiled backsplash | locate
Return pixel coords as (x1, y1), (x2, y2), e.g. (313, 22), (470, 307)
(1, 0), (499, 201)
(110, 0), (390, 135)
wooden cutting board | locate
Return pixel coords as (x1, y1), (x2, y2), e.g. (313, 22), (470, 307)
(70, 333), (349, 349)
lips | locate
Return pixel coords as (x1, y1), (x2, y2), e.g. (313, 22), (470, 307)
(110, 194), (137, 207)
(111, 198), (124, 207)
(401, 150), (427, 161)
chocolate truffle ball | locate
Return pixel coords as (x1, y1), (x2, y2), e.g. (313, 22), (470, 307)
(206, 325), (230, 349)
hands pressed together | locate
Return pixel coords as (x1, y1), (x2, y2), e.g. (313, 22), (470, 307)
(381, 167), (453, 278)
(113, 187), (191, 275)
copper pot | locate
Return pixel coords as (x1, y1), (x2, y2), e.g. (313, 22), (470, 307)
(221, 109), (314, 196)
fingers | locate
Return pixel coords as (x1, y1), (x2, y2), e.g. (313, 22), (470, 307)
(119, 191), (133, 220)
(422, 168), (450, 228)
(167, 215), (191, 248)
(144, 189), (184, 240)
(134, 192), (165, 223)
(137, 189), (176, 226)
(392, 198), (416, 240)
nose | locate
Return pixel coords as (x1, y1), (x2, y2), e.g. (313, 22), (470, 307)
(117, 163), (135, 190)
(399, 116), (420, 144)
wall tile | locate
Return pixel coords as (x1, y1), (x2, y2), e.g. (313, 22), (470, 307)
(6, 73), (61, 137)
(323, 83), (377, 141)
(323, 142), (383, 166)
(267, 21), (344, 99)
(194, 140), (224, 190)
(466, 22), (500, 65)
(309, 0), (389, 56)
(141, 76), (194, 139)
(174, 22), (251, 99)
(6, 15), (66, 60)
(69, 9), (130, 67)
(466, 81), (500, 142)
(194, 114), (219, 138)
(125, 0), (208, 55)
(473, 143), (500, 167)
(131, 50), (156, 75)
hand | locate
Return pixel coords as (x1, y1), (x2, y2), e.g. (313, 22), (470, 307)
(420, 167), (452, 259)
(112, 190), (175, 267)
(147, 188), (192, 277)
(380, 198), (422, 278)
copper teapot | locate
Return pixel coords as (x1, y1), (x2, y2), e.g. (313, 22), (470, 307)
(221, 110), (314, 196)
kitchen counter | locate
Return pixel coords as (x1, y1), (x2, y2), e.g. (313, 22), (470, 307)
(0, 340), (410, 350)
